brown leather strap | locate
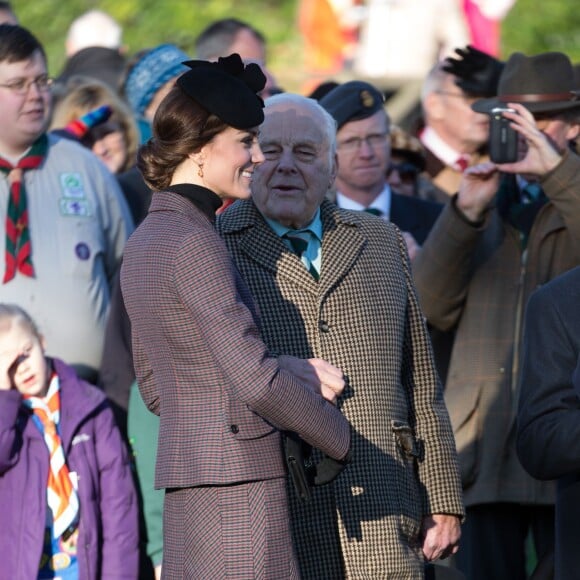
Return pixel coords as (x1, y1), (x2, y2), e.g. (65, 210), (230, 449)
(499, 92), (578, 103)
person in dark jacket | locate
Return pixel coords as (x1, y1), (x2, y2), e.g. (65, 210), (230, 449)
(517, 266), (580, 580)
(0, 303), (139, 579)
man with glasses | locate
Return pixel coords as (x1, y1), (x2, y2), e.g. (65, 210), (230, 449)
(320, 80), (443, 262)
(0, 24), (133, 383)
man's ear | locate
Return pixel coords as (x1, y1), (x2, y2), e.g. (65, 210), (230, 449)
(330, 152), (338, 185)
(566, 122), (580, 143)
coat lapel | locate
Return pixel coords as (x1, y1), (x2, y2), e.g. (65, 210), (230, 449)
(220, 200), (367, 298)
(226, 202), (319, 294)
(318, 201), (367, 297)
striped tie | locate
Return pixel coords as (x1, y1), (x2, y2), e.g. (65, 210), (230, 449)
(0, 134), (48, 283)
(23, 375), (79, 538)
(283, 230), (319, 280)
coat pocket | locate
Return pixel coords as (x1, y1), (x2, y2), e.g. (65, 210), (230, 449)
(391, 420), (422, 539)
(226, 395), (276, 441)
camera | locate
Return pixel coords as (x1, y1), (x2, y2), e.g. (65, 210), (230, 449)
(488, 107), (518, 164)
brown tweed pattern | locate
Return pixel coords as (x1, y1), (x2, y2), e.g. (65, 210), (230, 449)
(163, 479), (299, 579)
(121, 191), (351, 574)
(217, 199), (464, 579)
(413, 151), (580, 508)
(121, 192), (350, 490)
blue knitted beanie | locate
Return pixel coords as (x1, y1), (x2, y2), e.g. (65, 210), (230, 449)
(125, 44), (189, 117)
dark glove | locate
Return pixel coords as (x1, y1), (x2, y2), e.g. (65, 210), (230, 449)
(443, 45), (504, 98)
(283, 432), (351, 502)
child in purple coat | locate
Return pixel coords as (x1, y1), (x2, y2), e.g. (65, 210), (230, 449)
(0, 304), (139, 579)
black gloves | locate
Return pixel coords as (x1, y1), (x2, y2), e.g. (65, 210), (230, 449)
(284, 432), (351, 501)
(443, 45), (504, 98)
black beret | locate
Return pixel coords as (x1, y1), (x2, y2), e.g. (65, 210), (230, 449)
(319, 80), (385, 130)
(177, 53), (266, 129)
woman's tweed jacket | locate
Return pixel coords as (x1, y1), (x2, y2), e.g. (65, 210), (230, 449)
(217, 199), (464, 579)
(120, 191), (350, 489)
(413, 150), (580, 508)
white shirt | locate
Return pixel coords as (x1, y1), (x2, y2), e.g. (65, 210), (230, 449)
(335, 184), (392, 220)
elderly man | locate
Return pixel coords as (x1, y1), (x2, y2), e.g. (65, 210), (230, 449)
(413, 51), (580, 579)
(0, 24), (132, 382)
(217, 93), (464, 579)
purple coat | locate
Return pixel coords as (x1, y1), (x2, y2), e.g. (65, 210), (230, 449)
(0, 358), (139, 579)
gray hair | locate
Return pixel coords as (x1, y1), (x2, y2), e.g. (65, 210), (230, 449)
(264, 93), (338, 164)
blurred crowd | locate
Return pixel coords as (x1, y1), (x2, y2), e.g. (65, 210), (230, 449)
(1, 1), (580, 579)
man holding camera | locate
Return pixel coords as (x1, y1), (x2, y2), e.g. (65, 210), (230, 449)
(413, 51), (580, 580)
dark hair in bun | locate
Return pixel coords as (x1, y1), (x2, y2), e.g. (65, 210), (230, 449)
(138, 85), (228, 191)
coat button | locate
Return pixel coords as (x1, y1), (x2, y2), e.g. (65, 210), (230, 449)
(319, 321), (330, 333)
(230, 425), (239, 434)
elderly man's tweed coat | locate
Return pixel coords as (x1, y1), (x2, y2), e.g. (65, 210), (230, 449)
(217, 199), (464, 579)
(121, 191), (351, 576)
(413, 150), (580, 508)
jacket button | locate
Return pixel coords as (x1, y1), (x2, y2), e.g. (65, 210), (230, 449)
(319, 321), (330, 333)
(230, 425), (239, 434)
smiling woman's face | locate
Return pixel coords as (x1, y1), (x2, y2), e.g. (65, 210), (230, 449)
(198, 126), (265, 200)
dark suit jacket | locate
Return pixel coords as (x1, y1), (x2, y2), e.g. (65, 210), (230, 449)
(390, 190), (443, 244)
(517, 266), (580, 580)
(329, 186), (443, 245)
(120, 190), (350, 490)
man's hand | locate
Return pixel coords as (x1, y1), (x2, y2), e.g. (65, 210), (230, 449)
(420, 514), (461, 561)
(277, 355), (345, 404)
(456, 161), (500, 222)
(496, 103), (563, 177)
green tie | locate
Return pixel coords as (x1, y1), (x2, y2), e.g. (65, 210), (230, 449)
(283, 231), (319, 281)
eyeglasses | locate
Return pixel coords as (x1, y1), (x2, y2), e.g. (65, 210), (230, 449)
(386, 162), (420, 184)
(338, 132), (388, 152)
(0, 74), (53, 95)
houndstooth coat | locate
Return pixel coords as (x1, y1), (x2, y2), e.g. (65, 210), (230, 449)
(217, 199), (464, 579)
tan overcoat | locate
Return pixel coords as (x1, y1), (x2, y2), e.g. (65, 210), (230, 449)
(218, 200), (464, 579)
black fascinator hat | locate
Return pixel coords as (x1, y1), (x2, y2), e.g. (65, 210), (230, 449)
(177, 53), (266, 129)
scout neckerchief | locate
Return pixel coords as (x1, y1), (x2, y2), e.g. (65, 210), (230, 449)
(0, 134), (48, 283)
(22, 372), (80, 539)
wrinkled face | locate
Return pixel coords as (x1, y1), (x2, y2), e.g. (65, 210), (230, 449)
(335, 110), (390, 195)
(200, 126), (264, 200)
(426, 75), (489, 153)
(91, 129), (128, 174)
(0, 320), (49, 397)
(252, 102), (337, 229)
(0, 50), (52, 156)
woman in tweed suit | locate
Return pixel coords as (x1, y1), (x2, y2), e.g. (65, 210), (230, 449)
(120, 54), (351, 579)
